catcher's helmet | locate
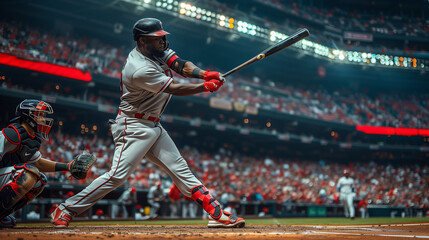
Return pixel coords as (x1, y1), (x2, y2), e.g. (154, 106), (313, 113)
(14, 99), (54, 140)
(133, 18), (169, 41)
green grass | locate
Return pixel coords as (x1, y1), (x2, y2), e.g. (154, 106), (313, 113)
(21, 217), (429, 227)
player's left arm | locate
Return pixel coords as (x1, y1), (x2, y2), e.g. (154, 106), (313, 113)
(32, 157), (58, 172)
(162, 49), (221, 81)
(34, 151), (97, 180)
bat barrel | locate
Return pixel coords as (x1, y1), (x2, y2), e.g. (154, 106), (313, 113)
(221, 28), (310, 79)
(263, 28), (310, 57)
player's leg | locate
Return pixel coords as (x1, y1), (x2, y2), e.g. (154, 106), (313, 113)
(340, 195), (349, 218)
(148, 200), (160, 218)
(111, 204), (119, 218)
(0, 164), (47, 227)
(182, 202), (188, 218)
(145, 126), (245, 228)
(121, 204), (128, 219)
(169, 200), (176, 217)
(347, 194), (355, 219)
(189, 201), (197, 218)
(360, 207), (365, 218)
(52, 118), (162, 227)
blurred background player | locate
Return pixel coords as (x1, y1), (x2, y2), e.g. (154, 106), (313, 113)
(111, 186), (137, 219)
(182, 195), (197, 219)
(91, 209), (105, 220)
(358, 193), (369, 218)
(336, 169), (356, 219)
(0, 99), (88, 227)
(168, 182), (181, 218)
(51, 17), (245, 228)
(147, 181), (165, 219)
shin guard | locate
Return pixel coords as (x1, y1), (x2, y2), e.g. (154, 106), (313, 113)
(0, 164), (46, 219)
(191, 185), (222, 220)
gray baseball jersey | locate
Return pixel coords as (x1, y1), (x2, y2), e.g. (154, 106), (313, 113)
(119, 48), (175, 116)
(337, 176), (355, 194)
(58, 48), (202, 216)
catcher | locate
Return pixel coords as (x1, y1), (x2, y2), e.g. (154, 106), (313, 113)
(0, 99), (96, 228)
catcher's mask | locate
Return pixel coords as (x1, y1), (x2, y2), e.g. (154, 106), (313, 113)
(13, 99), (54, 140)
(133, 18), (169, 50)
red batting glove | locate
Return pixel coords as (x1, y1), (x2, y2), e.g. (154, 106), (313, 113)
(203, 70), (221, 81)
(204, 79), (223, 92)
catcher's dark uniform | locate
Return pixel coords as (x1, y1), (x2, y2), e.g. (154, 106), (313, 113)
(0, 99), (55, 226)
(0, 122), (48, 222)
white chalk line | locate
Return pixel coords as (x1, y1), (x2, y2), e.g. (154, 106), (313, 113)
(310, 222), (429, 228)
(311, 231), (429, 238)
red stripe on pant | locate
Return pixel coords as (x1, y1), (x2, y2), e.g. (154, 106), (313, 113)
(66, 118), (128, 208)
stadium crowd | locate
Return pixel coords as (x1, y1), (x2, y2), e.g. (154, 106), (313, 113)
(203, 77), (429, 128)
(257, 0), (429, 39)
(1, 20), (429, 129)
(41, 133), (429, 209)
(0, 21), (127, 78)
(243, 0), (429, 54)
(3, 72), (429, 129)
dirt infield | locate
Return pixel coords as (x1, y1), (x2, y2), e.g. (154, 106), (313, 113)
(2, 223), (429, 240)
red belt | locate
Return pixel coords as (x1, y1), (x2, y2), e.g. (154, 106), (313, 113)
(119, 110), (161, 123)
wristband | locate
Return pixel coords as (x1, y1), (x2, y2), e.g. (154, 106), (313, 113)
(55, 162), (69, 172)
(192, 67), (202, 78)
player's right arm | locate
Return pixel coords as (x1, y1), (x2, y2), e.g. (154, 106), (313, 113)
(164, 80), (223, 96)
(336, 178), (342, 193)
(133, 65), (223, 96)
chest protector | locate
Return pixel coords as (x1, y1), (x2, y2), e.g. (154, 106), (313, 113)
(0, 123), (41, 168)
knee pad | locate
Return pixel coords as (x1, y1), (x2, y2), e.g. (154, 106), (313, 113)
(10, 173), (47, 217)
(24, 172), (47, 202)
(191, 185), (222, 220)
(0, 163), (46, 219)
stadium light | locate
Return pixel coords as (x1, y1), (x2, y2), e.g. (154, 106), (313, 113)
(129, 1), (428, 71)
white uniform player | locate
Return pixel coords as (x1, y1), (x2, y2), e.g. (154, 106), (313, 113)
(51, 18), (245, 228)
(336, 169), (356, 219)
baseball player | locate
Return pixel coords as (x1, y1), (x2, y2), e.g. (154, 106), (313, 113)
(0, 99), (95, 228)
(336, 169), (356, 219)
(51, 18), (245, 228)
(147, 181), (165, 219)
(111, 187), (137, 219)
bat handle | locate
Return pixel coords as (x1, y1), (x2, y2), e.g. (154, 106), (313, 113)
(220, 74), (226, 83)
(209, 75), (226, 93)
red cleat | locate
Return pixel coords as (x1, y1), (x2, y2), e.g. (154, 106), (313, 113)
(51, 207), (72, 228)
(207, 211), (245, 228)
(0, 215), (16, 228)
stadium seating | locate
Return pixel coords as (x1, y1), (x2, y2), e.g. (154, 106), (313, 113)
(40, 133), (429, 208)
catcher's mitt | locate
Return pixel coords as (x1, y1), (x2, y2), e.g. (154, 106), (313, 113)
(69, 151), (97, 179)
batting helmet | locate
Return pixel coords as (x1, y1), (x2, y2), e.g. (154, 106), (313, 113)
(13, 99), (54, 140)
(133, 18), (169, 41)
(343, 169), (350, 176)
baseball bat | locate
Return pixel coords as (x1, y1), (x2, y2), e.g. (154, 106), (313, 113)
(221, 28), (310, 78)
